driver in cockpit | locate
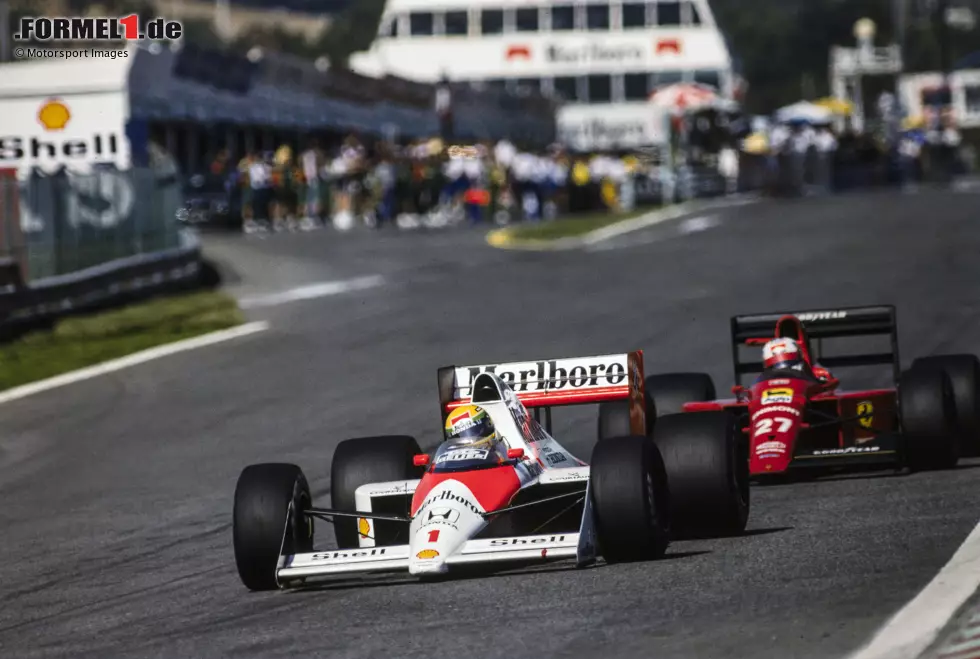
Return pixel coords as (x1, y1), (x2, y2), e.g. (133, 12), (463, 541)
(444, 404), (499, 449)
(758, 337), (832, 382)
(433, 404), (511, 470)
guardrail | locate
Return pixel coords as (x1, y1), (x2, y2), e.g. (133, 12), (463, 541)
(0, 231), (203, 338)
(0, 163), (204, 338)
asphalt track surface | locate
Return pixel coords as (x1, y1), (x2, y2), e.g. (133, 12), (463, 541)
(3, 189), (980, 659)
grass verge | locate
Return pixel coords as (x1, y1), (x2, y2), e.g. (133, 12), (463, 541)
(0, 290), (244, 391)
(487, 207), (657, 245)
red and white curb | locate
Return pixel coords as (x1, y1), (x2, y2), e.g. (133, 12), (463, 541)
(926, 607), (980, 659)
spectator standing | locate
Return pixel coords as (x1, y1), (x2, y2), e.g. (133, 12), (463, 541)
(549, 152), (569, 217)
(462, 145), (486, 223)
(768, 123), (789, 194)
(374, 151), (397, 227)
(898, 130), (922, 191)
(436, 76), (454, 141)
(511, 149), (539, 221)
(246, 152), (272, 233)
(272, 144), (298, 231)
(718, 143), (739, 196)
(300, 140), (324, 228)
(787, 123), (811, 196)
(813, 126), (838, 193)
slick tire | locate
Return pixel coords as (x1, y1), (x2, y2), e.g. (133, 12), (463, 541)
(645, 373), (717, 418)
(597, 400), (643, 441)
(233, 463), (313, 591)
(590, 435), (670, 563)
(900, 366), (958, 471)
(652, 411), (749, 539)
(331, 435), (424, 549)
(911, 354), (980, 455)
(597, 372), (683, 440)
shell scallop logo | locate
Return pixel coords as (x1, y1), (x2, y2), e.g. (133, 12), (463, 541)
(415, 549), (439, 560)
(38, 99), (71, 131)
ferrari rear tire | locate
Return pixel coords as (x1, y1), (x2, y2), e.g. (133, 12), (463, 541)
(331, 435), (424, 548)
(590, 435), (670, 563)
(233, 463), (313, 591)
(900, 366), (958, 471)
(911, 354), (980, 455)
(652, 411), (749, 538)
(645, 373), (717, 417)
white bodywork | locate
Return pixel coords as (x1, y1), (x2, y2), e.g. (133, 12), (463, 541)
(276, 352), (642, 586)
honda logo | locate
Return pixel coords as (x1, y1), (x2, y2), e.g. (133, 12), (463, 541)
(427, 507), (460, 524)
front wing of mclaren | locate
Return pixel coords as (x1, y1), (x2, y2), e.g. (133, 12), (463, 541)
(277, 531), (591, 584)
(277, 473), (599, 586)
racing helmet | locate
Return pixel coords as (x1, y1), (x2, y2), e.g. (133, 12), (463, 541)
(762, 337), (805, 371)
(444, 404), (497, 449)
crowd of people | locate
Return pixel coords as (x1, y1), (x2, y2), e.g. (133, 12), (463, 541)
(183, 107), (975, 234)
(195, 135), (667, 233)
(737, 110), (973, 197)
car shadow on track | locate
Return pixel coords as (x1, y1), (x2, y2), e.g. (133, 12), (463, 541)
(737, 526), (794, 538)
(287, 551), (711, 594)
(674, 526), (793, 541)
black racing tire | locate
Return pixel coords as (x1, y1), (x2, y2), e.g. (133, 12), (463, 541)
(597, 400), (640, 441)
(331, 435), (424, 549)
(911, 354), (980, 454)
(233, 463), (313, 591)
(645, 373), (717, 418)
(900, 367), (958, 471)
(652, 411), (749, 538)
(590, 435), (670, 563)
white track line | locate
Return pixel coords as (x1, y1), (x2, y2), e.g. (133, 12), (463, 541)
(0, 321), (269, 406)
(238, 275), (385, 309)
(849, 519), (980, 659)
(580, 197), (752, 246)
(677, 214), (721, 235)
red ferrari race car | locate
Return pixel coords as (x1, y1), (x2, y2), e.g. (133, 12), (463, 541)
(232, 351), (748, 591)
(639, 305), (980, 478)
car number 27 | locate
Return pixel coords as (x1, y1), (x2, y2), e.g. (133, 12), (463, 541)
(754, 417), (793, 436)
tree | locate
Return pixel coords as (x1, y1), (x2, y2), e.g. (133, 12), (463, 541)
(312, 0), (386, 69)
(711, 0), (978, 112)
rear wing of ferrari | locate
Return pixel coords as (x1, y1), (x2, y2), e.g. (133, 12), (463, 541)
(437, 351), (646, 434)
(730, 305), (900, 385)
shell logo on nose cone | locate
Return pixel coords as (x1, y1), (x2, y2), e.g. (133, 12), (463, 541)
(38, 99), (71, 131)
(357, 517), (370, 538)
(416, 549), (440, 560)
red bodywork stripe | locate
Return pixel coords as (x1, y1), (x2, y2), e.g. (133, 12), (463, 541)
(410, 466), (521, 516)
(446, 385), (629, 412)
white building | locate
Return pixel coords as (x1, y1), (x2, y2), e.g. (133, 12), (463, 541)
(898, 69), (980, 130)
(350, 0), (734, 150)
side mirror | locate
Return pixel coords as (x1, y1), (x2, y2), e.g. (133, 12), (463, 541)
(507, 448), (524, 459)
(413, 454), (430, 467)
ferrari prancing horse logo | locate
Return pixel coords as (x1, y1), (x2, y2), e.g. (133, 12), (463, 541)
(857, 401), (874, 429)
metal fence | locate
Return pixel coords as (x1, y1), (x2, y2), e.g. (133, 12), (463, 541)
(0, 163), (182, 282)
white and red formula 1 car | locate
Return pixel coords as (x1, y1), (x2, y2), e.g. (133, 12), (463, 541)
(232, 351), (748, 590)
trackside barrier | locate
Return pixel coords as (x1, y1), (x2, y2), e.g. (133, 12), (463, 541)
(0, 231), (202, 337)
(0, 165), (203, 338)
